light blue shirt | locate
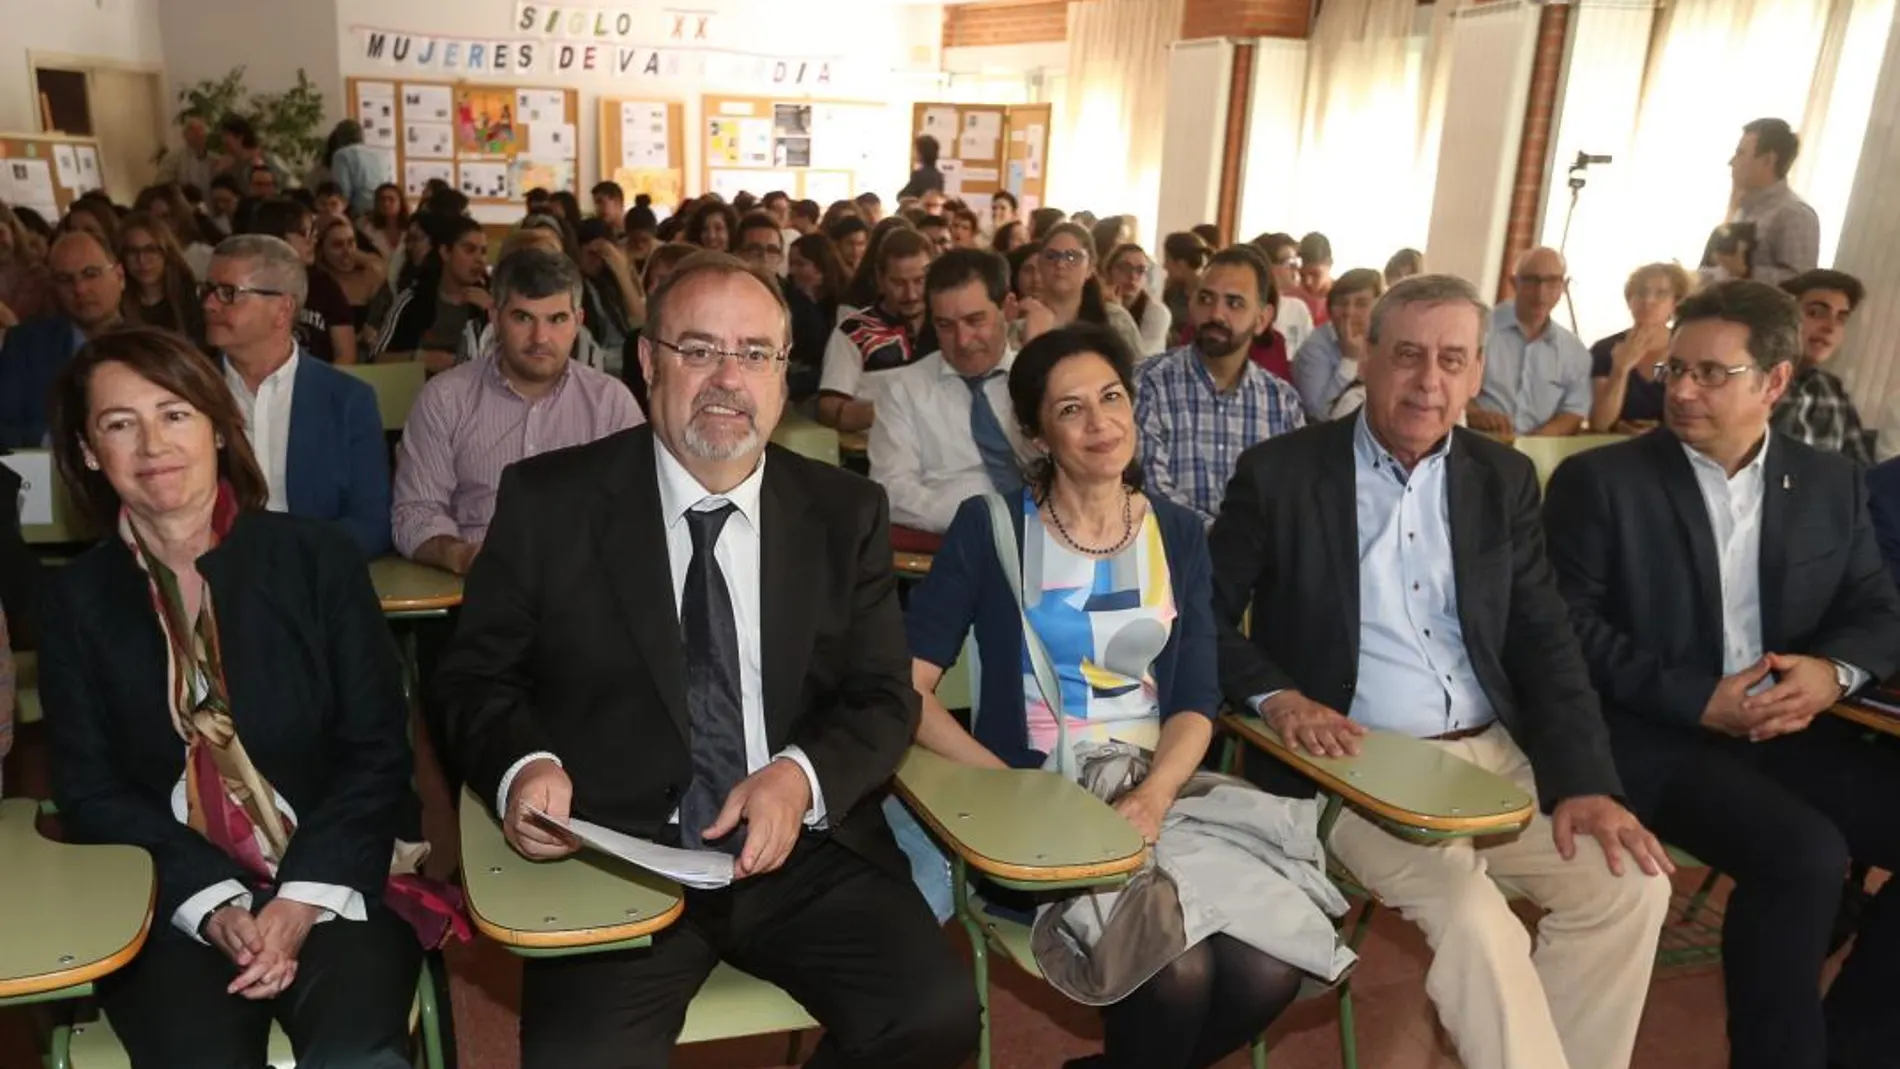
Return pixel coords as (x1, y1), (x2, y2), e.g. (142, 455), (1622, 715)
(1479, 303), (1592, 433)
(1290, 323), (1353, 421)
(1347, 413), (1496, 736)
(331, 143), (393, 217)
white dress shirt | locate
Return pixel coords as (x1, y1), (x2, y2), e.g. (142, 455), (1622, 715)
(867, 350), (1031, 533)
(224, 344), (300, 512)
(1275, 299), (1314, 356)
(1682, 437), (1867, 689)
(496, 444), (827, 830)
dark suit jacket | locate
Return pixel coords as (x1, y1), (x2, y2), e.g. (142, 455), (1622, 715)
(1543, 428), (1900, 816)
(1209, 416), (1622, 809)
(39, 511), (417, 922)
(0, 316), (84, 448)
(437, 426), (920, 873)
(1863, 454), (1900, 592)
(283, 353), (392, 557)
(0, 462), (43, 648)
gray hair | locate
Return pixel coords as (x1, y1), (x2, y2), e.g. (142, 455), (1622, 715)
(1367, 273), (1489, 347)
(1674, 279), (1802, 371)
(491, 247), (583, 311)
(646, 251), (792, 355)
(212, 233), (307, 313)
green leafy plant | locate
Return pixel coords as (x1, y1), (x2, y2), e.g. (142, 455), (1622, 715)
(159, 66), (328, 177)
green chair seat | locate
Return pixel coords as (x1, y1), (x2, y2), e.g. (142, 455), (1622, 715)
(678, 963), (817, 1044)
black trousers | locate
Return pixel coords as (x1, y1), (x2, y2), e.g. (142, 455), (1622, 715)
(1648, 716), (1900, 1069)
(521, 837), (980, 1069)
(99, 900), (422, 1069)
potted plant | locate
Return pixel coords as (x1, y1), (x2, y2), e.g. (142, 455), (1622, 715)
(159, 66), (328, 181)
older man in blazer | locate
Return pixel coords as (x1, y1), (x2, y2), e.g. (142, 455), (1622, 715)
(1544, 279), (1900, 1069)
(1209, 274), (1672, 1069)
(436, 252), (977, 1069)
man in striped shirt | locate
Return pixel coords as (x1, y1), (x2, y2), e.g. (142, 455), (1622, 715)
(392, 247), (643, 576)
(1136, 246), (1305, 524)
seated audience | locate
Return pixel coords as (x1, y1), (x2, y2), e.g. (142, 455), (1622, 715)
(249, 198), (357, 365)
(735, 212), (819, 400)
(1252, 233), (1315, 353)
(394, 247), (642, 576)
(117, 211), (207, 347)
(1136, 246), (1305, 525)
(990, 189), (1019, 234)
(157, 115), (219, 195)
(1212, 272), (1673, 1069)
(991, 221), (1026, 254)
(868, 249), (1030, 534)
(372, 215), (490, 373)
(0, 231), (126, 446)
(1588, 262), (1691, 434)
(590, 180), (627, 238)
(625, 199), (660, 273)
(1384, 247), (1423, 285)
(312, 182), (348, 222)
(61, 198), (121, 252)
(1471, 246), (1590, 437)
(247, 163), (280, 201)
(132, 183), (216, 278)
(1290, 268), (1384, 421)
(358, 183), (409, 260)
(857, 190), (885, 223)
(1190, 223), (1222, 248)
(789, 198), (821, 236)
(1105, 243), (1171, 357)
(436, 250), (978, 1069)
(41, 326), (445, 1068)
(1029, 206), (1067, 242)
(314, 214), (386, 328)
(1770, 268), (1871, 465)
(818, 228), (937, 432)
(203, 235), (390, 556)
(827, 215), (871, 278)
(1089, 216), (1132, 264)
(0, 205), (54, 324)
(1544, 278), (1900, 1069)
(204, 175), (244, 238)
(1297, 232), (1334, 323)
(575, 217), (641, 364)
(903, 323), (1321, 1069)
(1024, 223), (1144, 359)
(1160, 231), (1209, 334)
(684, 200), (737, 252)
(547, 192), (583, 230)
(1007, 242), (1042, 304)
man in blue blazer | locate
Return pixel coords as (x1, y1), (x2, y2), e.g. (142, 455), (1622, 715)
(203, 235), (390, 557)
(0, 231), (127, 446)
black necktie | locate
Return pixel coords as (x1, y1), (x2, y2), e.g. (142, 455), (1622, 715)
(678, 502), (747, 852)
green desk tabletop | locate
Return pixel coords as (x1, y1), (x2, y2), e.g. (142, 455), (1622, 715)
(0, 798), (155, 1000)
(1223, 714), (1533, 835)
(892, 747), (1145, 883)
(370, 556), (464, 615)
(770, 412), (841, 467)
(458, 788), (684, 950)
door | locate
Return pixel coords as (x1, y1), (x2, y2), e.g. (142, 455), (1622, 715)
(86, 68), (165, 203)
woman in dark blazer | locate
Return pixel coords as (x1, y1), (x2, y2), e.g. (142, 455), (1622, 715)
(903, 324), (1304, 1069)
(40, 327), (449, 1067)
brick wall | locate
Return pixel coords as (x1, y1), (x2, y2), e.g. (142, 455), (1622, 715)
(1180, 0), (1311, 40)
(1496, 2), (1571, 298)
(942, 1), (1070, 48)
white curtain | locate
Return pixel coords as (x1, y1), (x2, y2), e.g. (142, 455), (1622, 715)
(1047, 0), (1183, 243)
(1607, 0), (1890, 279)
(1831, 3), (1900, 439)
(1274, 0), (1451, 273)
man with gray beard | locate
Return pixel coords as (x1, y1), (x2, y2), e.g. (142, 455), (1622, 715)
(436, 251), (979, 1069)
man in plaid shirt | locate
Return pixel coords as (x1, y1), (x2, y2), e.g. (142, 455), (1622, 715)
(1771, 269), (1871, 465)
(1136, 246), (1305, 524)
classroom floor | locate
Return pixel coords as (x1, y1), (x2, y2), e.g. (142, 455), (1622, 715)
(1, 729), (1743, 1069)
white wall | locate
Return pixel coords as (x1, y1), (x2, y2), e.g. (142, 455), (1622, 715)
(0, 0), (166, 132)
(333, 0), (944, 204)
(157, 0), (344, 134)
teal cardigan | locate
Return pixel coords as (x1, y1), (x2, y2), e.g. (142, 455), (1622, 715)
(904, 489), (1222, 770)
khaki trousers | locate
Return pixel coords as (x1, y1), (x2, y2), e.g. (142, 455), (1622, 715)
(1327, 725), (1670, 1069)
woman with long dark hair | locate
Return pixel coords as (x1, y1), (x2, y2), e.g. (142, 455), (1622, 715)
(133, 184), (215, 278)
(358, 183), (409, 260)
(683, 199), (739, 252)
(116, 212), (206, 346)
(1106, 243), (1171, 358)
(1028, 222), (1144, 359)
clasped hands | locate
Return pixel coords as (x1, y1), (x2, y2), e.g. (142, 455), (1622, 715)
(203, 896), (323, 1000)
(1261, 692), (1674, 876)
(504, 757), (812, 879)
(1702, 652), (1841, 742)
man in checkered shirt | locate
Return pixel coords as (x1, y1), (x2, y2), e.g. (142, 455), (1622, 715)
(1136, 246), (1305, 525)
(1771, 269), (1872, 466)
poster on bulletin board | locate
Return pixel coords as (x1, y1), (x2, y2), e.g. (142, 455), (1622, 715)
(700, 95), (879, 202)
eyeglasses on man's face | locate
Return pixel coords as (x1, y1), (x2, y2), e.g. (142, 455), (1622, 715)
(1654, 360), (1756, 388)
(651, 336), (788, 375)
(197, 281), (287, 306)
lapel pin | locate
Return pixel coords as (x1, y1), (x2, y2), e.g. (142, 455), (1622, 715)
(1783, 474), (1792, 491)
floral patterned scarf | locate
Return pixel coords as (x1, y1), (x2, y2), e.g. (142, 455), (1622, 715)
(124, 482), (468, 948)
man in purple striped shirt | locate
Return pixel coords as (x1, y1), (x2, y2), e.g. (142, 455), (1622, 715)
(393, 247), (643, 574)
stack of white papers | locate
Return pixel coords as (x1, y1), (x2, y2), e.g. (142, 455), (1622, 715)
(530, 808), (733, 889)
